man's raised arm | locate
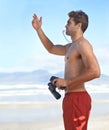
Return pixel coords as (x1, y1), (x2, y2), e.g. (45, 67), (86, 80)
(32, 14), (66, 55)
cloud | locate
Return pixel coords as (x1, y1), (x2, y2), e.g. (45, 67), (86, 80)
(10, 51), (65, 73)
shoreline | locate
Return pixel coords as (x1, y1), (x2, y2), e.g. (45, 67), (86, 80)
(0, 101), (61, 108)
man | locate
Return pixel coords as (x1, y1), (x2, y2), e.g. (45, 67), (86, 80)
(32, 10), (100, 130)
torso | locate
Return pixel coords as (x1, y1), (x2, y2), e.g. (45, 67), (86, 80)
(64, 37), (86, 93)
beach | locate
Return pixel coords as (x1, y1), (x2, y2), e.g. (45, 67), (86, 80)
(0, 116), (109, 130)
(0, 99), (109, 130)
(0, 84), (109, 130)
(1, 116), (109, 130)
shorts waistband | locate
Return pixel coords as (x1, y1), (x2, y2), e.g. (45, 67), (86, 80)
(65, 91), (88, 96)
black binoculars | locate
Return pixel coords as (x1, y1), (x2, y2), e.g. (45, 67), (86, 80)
(48, 76), (66, 99)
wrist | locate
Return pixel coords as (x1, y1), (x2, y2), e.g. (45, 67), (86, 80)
(35, 27), (42, 33)
(66, 79), (72, 88)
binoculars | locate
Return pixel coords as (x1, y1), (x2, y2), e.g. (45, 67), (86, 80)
(48, 76), (66, 99)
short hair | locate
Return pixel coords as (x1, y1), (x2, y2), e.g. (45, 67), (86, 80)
(68, 10), (89, 33)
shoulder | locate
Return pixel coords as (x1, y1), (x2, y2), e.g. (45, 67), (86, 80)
(65, 43), (72, 50)
(78, 37), (93, 52)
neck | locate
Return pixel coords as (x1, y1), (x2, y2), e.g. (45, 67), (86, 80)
(71, 32), (83, 42)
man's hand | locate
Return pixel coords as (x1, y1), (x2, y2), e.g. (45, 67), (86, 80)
(52, 78), (67, 89)
(32, 14), (42, 31)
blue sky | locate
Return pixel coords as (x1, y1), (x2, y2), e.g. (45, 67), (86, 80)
(0, 0), (109, 75)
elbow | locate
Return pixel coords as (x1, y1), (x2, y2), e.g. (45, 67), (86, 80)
(47, 49), (52, 54)
(95, 71), (100, 78)
(46, 45), (54, 54)
(95, 66), (101, 78)
(91, 69), (101, 79)
(87, 66), (101, 80)
(45, 47), (53, 54)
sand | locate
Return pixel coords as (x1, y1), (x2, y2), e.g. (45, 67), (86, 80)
(0, 115), (109, 130)
(0, 102), (109, 130)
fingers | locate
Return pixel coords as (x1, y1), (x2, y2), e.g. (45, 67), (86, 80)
(33, 14), (42, 21)
(52, 79), (57, 85)
(52, 78), (61, 89)
(33, 14), (38, 21)
(33, 14), (37, 18)
(52, 78), (67, 89)
(39, 16), (42, 22)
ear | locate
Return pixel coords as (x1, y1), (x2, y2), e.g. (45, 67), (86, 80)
(77, 22), (82, 29)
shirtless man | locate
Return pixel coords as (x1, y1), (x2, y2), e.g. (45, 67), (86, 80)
(32, 10), (100, 130)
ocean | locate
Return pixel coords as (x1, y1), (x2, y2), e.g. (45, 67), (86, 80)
(0, 84), (109, 122)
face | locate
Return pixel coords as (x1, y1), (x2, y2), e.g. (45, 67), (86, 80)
(65, 17), (78, 36)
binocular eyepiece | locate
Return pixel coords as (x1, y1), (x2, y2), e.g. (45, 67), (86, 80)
(48, 76), (66, 100)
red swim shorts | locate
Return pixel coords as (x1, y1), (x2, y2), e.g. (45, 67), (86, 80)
(62, 91), (91, 130)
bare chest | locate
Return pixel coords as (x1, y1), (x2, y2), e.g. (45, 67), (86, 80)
(65, 44), (81, 62)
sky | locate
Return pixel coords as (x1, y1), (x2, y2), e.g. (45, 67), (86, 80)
(0, 0), (109, 75)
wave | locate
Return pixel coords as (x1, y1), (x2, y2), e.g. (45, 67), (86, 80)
(0, 84), (109, 97)
(86, 84), (109, 93)
(0, 84), (109, 102)
(0, 84), (49, 96)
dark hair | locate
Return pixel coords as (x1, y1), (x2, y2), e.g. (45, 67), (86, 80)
(68, 10), (88, 33)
